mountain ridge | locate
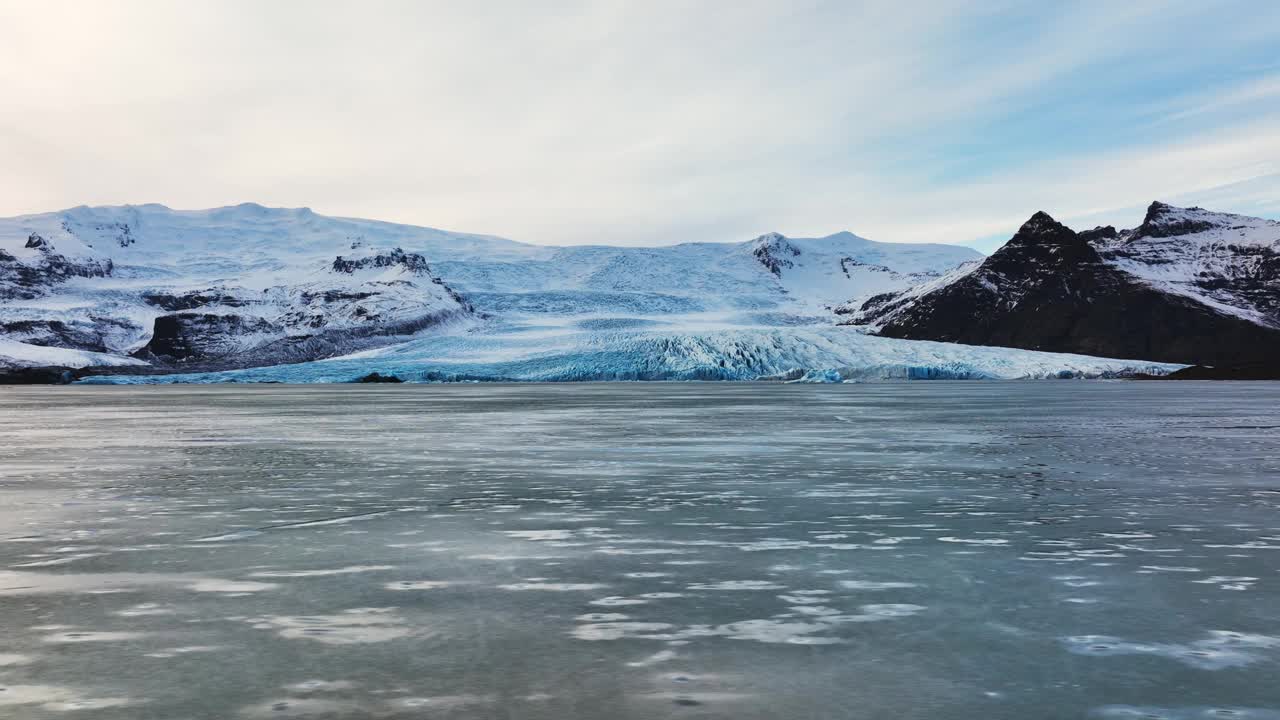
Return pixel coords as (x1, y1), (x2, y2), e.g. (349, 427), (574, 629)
(847, 201), (1280, 367)
(0, 203), (982, 375)
(6, 199), (1270, 381)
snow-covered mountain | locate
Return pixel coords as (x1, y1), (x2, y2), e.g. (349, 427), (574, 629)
(0, 202), (1195, 381)
(429, 228), (976, 317)
(845, 202), (1280, 367)
(1096, 202), (1280, 326)
(0, 203), (987, 375)
(0, 204), (485, 369)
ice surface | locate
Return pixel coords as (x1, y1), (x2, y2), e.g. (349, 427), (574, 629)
(1, 383), (1278, 718)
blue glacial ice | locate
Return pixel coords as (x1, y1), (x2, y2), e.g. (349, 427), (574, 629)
(82, 313), (1183, 384)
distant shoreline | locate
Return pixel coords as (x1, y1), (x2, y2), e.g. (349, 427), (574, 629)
(10, 364), (1277, 385)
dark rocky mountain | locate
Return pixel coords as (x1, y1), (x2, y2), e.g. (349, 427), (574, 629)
(846, 202), (1280, 366)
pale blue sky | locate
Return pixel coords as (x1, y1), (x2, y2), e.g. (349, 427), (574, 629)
(1, 0), (1278, 250)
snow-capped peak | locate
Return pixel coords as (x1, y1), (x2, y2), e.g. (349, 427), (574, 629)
(750, 232), (801, 276)
(1015, 210), (1062, 236)
(1095, 202), (1280, 327)
(1133, 201), (1217, 239)
(1126, 201), (1279, 243)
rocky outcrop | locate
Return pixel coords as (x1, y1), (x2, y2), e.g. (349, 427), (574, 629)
(332, 247), (432, 274)
(1127, 201), (1216, 239)
(142, 289), (248, 311)
(135, 313), (282, 364)
(0, 365), (79, 384)
(839, 257), (895, 277)
(133, 301), (469, 369)
(751, 233), (801, 276)
(354, 371), (403, 383)
(1077, 225), (1118, 243)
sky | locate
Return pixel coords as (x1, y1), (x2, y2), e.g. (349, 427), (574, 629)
(1, 1), (1278, 251)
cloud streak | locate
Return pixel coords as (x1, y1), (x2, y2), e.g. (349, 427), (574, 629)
(0, 0), (1277, 248)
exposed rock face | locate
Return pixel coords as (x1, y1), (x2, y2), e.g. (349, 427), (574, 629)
(839, 258), (895, 277)
(1077, 226), (1118, 243)
(1128, 201), (1216, 239)
(851, 204), (1280, 366)
(142, 289), (248, 311)
(132, 306), (465, 368)
(0, 365), (78, 384)
(0, 318), (139, 353)
(332, 247), (432, 274)
(136, 313), (282, 364)
(1, 235), (114, 300)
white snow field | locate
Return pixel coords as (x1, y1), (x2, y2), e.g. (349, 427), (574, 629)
(0, 338), (148, 368)
(1096, 205), (1280, 328)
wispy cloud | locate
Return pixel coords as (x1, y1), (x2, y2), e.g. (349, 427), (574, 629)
(0, 0), (1276, 248)
(1153, 73), (1280, 125)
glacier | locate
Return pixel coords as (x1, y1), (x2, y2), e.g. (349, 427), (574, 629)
(81, 313), (1182, 384)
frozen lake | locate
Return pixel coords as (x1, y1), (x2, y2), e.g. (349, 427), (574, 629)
(1, 383), (1278, 719)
